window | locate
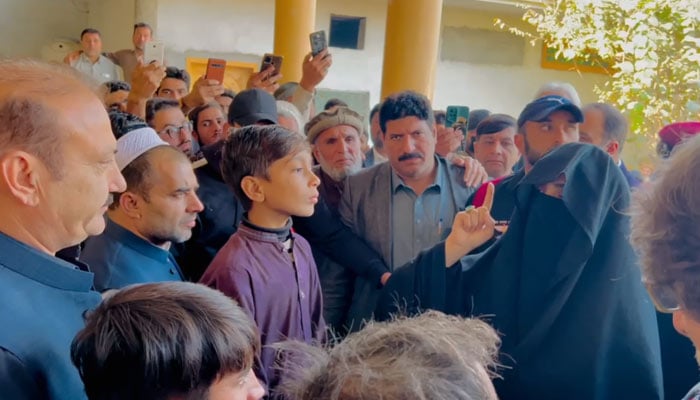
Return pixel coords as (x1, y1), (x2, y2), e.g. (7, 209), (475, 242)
(329, 14), (366, 50)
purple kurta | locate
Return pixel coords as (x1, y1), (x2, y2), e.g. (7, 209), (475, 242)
(200, 223), (326, 394)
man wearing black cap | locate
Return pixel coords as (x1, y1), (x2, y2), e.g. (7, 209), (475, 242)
(227, 88), (279, 128)
(469, 95), (583, 229)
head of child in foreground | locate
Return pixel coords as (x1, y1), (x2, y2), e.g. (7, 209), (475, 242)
(278, 310), (501, 400)
(221, 125), (320, 227)
(71, 281), (265, 400)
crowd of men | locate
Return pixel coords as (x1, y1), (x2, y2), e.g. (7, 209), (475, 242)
(1, 20), (700, 400)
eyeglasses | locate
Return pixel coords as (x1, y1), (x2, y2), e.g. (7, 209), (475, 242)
(159, 122), (193, 138)
(645, 281), (681, 313)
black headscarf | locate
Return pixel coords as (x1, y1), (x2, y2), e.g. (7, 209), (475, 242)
(378, 143), (663, 399)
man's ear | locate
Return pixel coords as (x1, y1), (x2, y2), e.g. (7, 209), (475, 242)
(606, 140), (620, 157)
(119, 191), (143, 218)
(312, 145), (321, 162)
(1, 151), (44, 207)
(240, 176), (264, 204)
(673, 310), (690, 337)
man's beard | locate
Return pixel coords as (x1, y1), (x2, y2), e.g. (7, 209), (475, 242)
(320, 159), (362, 182)
(524, 137), (543, 166)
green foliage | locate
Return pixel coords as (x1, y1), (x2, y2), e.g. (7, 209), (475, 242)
(497, 0), (700, 147)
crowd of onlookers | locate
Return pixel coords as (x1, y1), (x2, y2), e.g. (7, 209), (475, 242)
(1, 19), (700, 400)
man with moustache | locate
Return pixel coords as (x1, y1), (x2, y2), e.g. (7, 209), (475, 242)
(81, 126), (203, 291)
(0, 60), (127, 399)
(340, 91), (477, 329)
(472, 114), (520, 179)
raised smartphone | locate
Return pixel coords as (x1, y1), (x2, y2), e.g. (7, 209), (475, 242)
(309, 30), (327, 57)
(260, 53), (283, 76)
(143, 41), (164, 64)
(206, 58), (226, 83)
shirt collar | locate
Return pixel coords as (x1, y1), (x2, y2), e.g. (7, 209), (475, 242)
(104, 218), (172, 264)
(0, 231), (95, 292)
(79, 52), (104, 65)
(391, 155), (443, 194)
(239, 215), (293, 244)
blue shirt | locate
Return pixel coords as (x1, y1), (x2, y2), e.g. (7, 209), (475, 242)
(0, 231), (101, 399)
(81, 218), (183, 291)
(391, 158), (456, 268)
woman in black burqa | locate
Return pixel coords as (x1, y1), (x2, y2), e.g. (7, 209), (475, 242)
(377, 142), (663, 400)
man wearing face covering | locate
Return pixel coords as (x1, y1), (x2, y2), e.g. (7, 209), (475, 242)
(377, 142), (663, 400)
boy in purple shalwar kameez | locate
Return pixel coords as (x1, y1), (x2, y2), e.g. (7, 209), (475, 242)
(200, 125), (325, 398)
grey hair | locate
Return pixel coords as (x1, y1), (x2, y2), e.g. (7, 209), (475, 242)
(631, 134), (700, 320)
(534, 81), (582, 107)
(276, 100), (305, 133)
(582, 103), (629, 151)
(0, 59), (100, 179)
(276, 310), (501, 400)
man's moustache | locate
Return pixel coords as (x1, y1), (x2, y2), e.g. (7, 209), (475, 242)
(398, 153), (423, 162)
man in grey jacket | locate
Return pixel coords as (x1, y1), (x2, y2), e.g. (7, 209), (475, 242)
(340, 91), (477, 330)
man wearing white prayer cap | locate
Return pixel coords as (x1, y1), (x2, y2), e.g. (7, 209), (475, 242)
(80, 125), (204, 291)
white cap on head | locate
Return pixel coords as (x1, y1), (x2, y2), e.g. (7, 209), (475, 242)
(116, 127), (169, 170)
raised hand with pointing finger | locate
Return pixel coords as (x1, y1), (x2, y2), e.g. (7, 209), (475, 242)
(444, 182), (496, 267)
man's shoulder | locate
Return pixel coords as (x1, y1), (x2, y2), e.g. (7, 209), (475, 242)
(498, 170), (524, 189)
(110, 49), (137, 64)
(348, 161), (390, 186)
(113, 48), (134, 58)
(98, 54), (119, 66)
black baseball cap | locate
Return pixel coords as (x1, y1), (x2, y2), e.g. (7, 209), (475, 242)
(517, 95), (584, 128)
(228, 88), (278, 126)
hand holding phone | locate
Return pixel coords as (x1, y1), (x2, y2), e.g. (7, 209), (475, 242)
(260, 54), (283, 77)
(445, 106), (471, 129)
(205, 58), (226, 83)
(143, 41), (165, 64)
(309, 31), (327, 57)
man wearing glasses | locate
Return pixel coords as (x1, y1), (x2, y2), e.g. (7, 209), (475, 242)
(145, 98), (195, 158)
(632, 132), (700, 400)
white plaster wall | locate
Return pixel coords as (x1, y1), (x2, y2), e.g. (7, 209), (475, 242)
(314, 0), (387, 108)
(0, 0), (88, 58)
(149, 0), (606, 115)
(0, 0), (607, 117)
(87, 0), (136, 52)
(156, 0), (276, 65)
(434, 7), (608, 117)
